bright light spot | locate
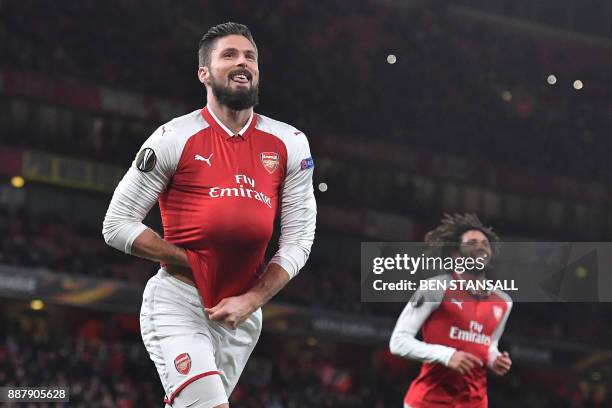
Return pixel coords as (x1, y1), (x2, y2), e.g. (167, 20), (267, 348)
(573, 80), (583, 90)
(10, 176), (25, 188)
(386, 54), (397, 64)
(306, 337), (318, 347)
(30, 299), (45, 311)
(575, 266), (587, 278)
(546, 74), (557, 85)
(501, 90), (512, 102)
(318, 182), (328, 192)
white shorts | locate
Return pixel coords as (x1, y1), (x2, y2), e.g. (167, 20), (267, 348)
(140, 268), (262, 407)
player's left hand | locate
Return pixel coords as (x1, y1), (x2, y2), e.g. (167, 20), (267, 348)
(490, 351), (512, 376)
(205, 294), (258, 330)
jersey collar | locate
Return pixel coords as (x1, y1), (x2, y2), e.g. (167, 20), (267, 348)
(451, 272), (491, 298)
(202, 106), (256, 139)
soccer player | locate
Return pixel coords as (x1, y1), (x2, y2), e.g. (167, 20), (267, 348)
(390, 214), (512, 408)
(102, 22), (316, 408)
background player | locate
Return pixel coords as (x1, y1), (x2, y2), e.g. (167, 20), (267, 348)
(103, 22), (316, 407)
(390, 213), (512, 408)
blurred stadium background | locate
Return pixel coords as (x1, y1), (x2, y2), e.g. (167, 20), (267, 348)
(1, 0), (612, 406)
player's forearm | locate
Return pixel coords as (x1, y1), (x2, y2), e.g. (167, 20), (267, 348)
(131, 228), (189, 267)
(390, 333), (456, 366)
(243, 262), (290, 309)
(487, 344), (501, 368)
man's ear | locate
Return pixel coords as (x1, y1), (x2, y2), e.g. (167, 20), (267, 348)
(197, 66), (209, 85)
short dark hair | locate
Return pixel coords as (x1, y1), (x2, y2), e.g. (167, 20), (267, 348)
(425, 213), (499, 258)
(198, 22), (257, 67)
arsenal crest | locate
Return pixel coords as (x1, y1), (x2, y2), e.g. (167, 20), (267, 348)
(174, 353), (191, 375)
(493, 305), (503, 321)
(260, 152), (280, 174)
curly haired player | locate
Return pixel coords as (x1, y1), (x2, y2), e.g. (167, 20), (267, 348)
(390, 213), (512, 408)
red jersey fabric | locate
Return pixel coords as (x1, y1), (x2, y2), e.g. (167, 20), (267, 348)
(405, 289), (510, 407)
(162, 108), (288, 308)
(103, 106), (316, 309)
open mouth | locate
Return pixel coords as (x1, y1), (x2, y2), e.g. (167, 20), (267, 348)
(230, 70), (252, 84)
(472, 249), (490, 260)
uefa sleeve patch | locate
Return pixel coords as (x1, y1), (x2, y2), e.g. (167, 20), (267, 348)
(300, 157), (314, 170)
(135, 148), (157, 172)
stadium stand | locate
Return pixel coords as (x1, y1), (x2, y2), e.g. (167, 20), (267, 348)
(1, 0), (611, 406)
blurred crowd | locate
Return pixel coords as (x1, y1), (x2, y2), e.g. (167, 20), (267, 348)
(2, 203), (612, 352)
(0, 312), (410, 408)
(0, 206), (151, 284)
(0, 314), (160, 408)
(1, 310), (607, 408)
(2, 0), (611, 241)
(2, 0), (612, 183)
(1, 1), (611, 405)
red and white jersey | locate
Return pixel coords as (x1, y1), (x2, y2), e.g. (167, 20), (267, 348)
(390, 274), (512, 408)
(103, 106), (316, 308)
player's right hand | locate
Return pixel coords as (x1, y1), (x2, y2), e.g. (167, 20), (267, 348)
(489, 351), (512, 376)
(447, 351), (483, 374)
(205, 294), (257, 330)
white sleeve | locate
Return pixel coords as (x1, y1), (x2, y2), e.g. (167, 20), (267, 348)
(269, 132), (316, 279)
(487, 299), (513, 368)
(389, 288), (456, 366)
(102, 125), (180, 254)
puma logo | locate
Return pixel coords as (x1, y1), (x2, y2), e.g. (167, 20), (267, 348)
(195, 153), (213, 166)
(450, 298), (463, 310)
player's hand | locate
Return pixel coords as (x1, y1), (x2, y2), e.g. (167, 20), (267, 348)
(489, 351), (512, 376)
(447, 351), (483, 374)
(205, 294), (258, 330)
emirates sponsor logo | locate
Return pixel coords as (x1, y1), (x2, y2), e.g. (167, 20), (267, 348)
(209, 174), (272, 208)
(449, 320), (491, 346)
(449, 327), (491, 345)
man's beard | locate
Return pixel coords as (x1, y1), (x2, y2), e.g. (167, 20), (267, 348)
(210, 73), (259, 111)
(468, 263), (487, 276)
(459, 247), (491, 276)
